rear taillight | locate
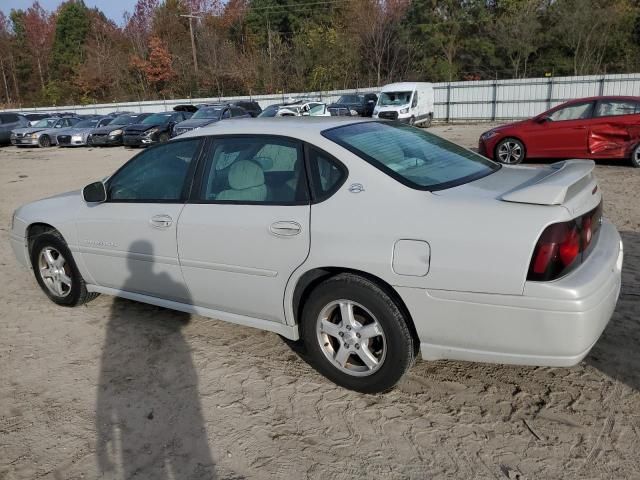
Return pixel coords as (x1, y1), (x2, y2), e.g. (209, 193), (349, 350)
(528, 202), (602, 281)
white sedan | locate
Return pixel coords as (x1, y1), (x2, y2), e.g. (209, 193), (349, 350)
(9, 118), (623, 393)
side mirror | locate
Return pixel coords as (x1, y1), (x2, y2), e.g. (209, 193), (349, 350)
(82, 181), (107, 203)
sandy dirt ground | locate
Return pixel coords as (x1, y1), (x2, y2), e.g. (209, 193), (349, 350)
(1, 124), (639, 480)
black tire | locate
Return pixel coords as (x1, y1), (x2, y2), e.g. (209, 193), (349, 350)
(301, 273), (415, 393)
(30, 230), (99, 307)
(631, 144), (640, 168)
(408, 116), (416, 126)
(495, 137), (526, 164)
(159, 132), (170, 143)
(39, 135), (51, 148)
(419, 113), (433, 128)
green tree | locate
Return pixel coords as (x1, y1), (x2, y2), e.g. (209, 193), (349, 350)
(50, 1), (90, 82)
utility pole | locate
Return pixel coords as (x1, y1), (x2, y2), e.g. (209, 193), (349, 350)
(180, 13), (202, 76)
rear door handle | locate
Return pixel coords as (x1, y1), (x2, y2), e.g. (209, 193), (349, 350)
(150, 214), (173, 229)
(270, 221), (302, 237)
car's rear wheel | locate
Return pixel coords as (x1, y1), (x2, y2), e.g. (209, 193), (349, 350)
(495, 137), (526, 164)
(631, 144), (640, 168)
(301, 273), (415, 393)
(30, 231), (98, 306)
(38, 135), (51, 148)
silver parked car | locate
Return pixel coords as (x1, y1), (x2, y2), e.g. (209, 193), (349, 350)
(56, 117), (115, 147)
(11, 117), (81, 147)
(9, 118), (622, 393)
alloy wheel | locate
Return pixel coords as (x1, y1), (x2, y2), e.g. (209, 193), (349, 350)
(497, 140), (522, 164)
(316, 300), (386, 377)
(38, 247), (72, 298)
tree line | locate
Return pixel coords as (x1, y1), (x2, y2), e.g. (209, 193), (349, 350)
(0, 0), (639, 108)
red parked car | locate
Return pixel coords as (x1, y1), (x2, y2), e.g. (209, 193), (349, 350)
(479, 96), (640, 167)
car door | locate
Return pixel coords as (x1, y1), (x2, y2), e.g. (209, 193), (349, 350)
(177, 135), (311, 323)
(589, 98), (640, 158)
(76, 138), (203, 301)
(524, 101), (596, 158)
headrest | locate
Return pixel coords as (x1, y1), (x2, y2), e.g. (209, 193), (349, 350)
(228, 160), (264, 190)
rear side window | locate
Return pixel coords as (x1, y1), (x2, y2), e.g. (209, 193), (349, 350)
(323, 121), (498, 191)
(199, 136), (308, 204)
(594, 100), (640, 117)
(307, 146), (347, 201)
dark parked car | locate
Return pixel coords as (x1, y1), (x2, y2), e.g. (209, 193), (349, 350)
(228, 100), (262, 117)
(88, 113), (153, 146)
(328, 93), (378, 117)
(123, 111), (192, 147)
(173, 105), (251, 136)
(0, 113), (29, 145)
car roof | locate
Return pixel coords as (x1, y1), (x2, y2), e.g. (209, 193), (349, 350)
(179, 117), (373, 142)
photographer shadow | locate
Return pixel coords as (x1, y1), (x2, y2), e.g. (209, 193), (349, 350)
(95, 240), (216, 479)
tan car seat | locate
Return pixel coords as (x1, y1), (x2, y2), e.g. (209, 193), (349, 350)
(216, 160), (267, 201)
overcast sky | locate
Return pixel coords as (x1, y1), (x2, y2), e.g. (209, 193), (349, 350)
(1, 0), (132, 25)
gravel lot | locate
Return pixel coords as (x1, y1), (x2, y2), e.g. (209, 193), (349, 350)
(1, 123), (639, 479)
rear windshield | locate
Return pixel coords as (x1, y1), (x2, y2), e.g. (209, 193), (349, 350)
(323, 121), (499, 191)
(192, 107), (223, 119)
(142, 113), (173, 124)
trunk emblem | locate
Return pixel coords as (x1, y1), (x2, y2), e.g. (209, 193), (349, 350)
(348, 183), (365, 193)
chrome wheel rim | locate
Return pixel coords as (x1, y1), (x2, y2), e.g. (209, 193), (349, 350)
(634, 146), (640, 164)
(316, 300), (386, 377)
(38, 247), (72, 298)
(497, 141), (522, 164)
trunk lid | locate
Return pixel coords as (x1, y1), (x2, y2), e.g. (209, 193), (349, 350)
(436, 160), (601, 218)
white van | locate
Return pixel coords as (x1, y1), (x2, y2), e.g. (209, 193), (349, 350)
(373, 82), (434, 127)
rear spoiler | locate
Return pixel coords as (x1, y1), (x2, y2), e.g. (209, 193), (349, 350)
(501, 160), (596, 205)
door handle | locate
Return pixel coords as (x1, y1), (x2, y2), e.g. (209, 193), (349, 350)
(270, 221), (302, 237)
(150, 214), (173, 229)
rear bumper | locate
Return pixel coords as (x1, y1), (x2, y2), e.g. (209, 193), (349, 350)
(397, 220), (623, 367)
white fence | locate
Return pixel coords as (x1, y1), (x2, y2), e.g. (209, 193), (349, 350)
(5, 73), (640, 122)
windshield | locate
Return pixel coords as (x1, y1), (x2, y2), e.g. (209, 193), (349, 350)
(379, 91), (412, 106)
(192, 107), (223, 120)
(33, 118), (58, 128)
(74, 119), (101, 128)
(258, 105), (280, 117)
(111, 114), (144, 125)
(337, 95), (364, 104)
(142, 113), (173, 125)
(323, 122), (499, 190)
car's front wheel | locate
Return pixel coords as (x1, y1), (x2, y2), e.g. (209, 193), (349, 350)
(301, 273), (415, 393)
(631, 144), (640, 168)
(30, 231), (98, 306)
(495, 137), (526, 164)
(38, 135), (51, 148)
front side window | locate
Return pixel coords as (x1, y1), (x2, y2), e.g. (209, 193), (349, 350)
(108, 139), (200, 201)
(308, 104), (327, 116)
(323, 121), (499, 191)
(594, 100), (640, 117)
(199, 137), (307, 204)
(548, 102), (594, 121)
(34, 118), (58, 128)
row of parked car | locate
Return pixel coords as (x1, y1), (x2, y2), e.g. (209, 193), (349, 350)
(0, 83), (439, 149)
